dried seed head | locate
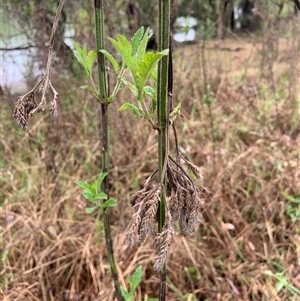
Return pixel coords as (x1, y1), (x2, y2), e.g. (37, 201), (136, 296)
(38, 82), (44, 93)
(13, 78), (59, 130)
(179, 190), (205, 236)
(125, 207), (142, 246)
(179, 153), (203, 179)
(125, 184), (162, 246)
(168, 193), (182, 221)
(50, 98), (58, 119)
(13, 92), (38, 130)
(126, 156), (211, 272)
(153, 213), (175, 272)
(49, 81), (58, 120)
(137, 196), (159, 245)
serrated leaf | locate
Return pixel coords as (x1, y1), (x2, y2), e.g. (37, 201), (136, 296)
(136, 27), (152, 64)
(72, 41), (86, 66)
(131, 26), (144, 55)
(119, 103), (143, 117)
(109, 35), (136, 78)
(101, 198), (117, 209)
(72, 41), (91, 77)
(129, 266), (143, 293)
(99, 49), (119, 73)
(136, 50), (168, 94)
(86, 206), (97, 214)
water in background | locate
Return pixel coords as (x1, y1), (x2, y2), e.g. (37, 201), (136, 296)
(0, 10), (74, 95)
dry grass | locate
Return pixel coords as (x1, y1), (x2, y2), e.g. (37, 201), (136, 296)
(1, 27), (300, 301)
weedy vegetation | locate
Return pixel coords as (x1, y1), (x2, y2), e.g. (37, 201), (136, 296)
(1, 0), (300, 301)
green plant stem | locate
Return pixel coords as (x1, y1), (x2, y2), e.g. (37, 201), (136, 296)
(95, 0), (107, 104)
(138, 96), (156, 129)
(94, 1), (124, 301)
(157, 0), (170, 300)
(111, 68), (126, 100)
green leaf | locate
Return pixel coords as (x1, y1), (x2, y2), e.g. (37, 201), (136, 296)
(150, 67), (158, 83)
(95, 192), (108, 200)
(80, 85), (99, 94)
(73, 41), (86, 67)
(99, 49), (119, 73)
(72, 41), (90, 77)
(169, 102), (181, 118)
(75, 180), (91, 190)
(143, 86), (155, 99)
(109, 35), (136, 78)
(107, 95), (115, 103)
(100, 198), (117, 209)
(85, 206), (98, 214)
(72, 41), (96, 78)
(144, 86), (157, 116)
(120, 286), (133, 301)
(86, 50), (97, 77)
(282, 191), (300, 203)
(119, 103), (143, 117)
(82, 190), (94, 201)
(136, 50), (169, 94)
(129, 266), (143, 293)
(121, 79), (138, 97)
(131, 26), (144, 55)
(150, 98), (157, 117)
(275, 280), (285, 292)
(136, 27), (152, 64)
(94, 172), (108, 191)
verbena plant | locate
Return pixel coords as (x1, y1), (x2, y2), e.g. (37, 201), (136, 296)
(12, 1), (210, 300)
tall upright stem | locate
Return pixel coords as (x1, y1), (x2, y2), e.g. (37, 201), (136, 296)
(94, 1), (124, 300)
(157, 0), (170, 300)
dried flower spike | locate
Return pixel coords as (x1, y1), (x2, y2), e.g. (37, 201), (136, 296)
(13, 92), (38, 131)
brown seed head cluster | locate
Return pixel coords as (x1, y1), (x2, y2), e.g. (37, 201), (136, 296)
(153, 212), (175, 271)
(13, 78), (58, 131)
(125, 181), (162, 246)
(125, 154), (211, 271)
(167, 155), (210, 236)
(13, 92), (39, 131)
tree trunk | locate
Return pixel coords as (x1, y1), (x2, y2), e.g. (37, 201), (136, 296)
(217, 0), (228, 40)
